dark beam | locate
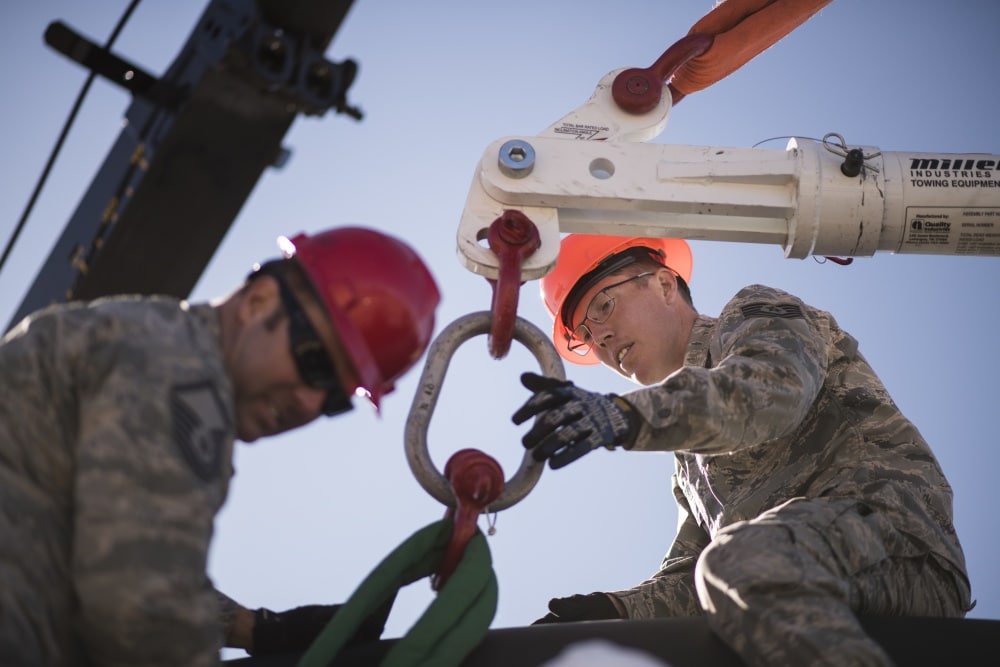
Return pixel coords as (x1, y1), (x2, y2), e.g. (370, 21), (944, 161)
(8, 0), (358, 329)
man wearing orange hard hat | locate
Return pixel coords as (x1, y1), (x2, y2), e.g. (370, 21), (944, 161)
(0, 227), (440, 665)
(512, 233), (970, 666)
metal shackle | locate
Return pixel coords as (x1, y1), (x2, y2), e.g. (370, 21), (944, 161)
(404, 311), (565, 511)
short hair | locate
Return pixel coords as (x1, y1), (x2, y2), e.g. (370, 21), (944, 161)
(247, 259), (320, 308)
(629, 253), (694, 309)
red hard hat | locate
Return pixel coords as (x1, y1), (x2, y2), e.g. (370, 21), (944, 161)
(540, 234), (693, 366)
(279, 227), (441, 409)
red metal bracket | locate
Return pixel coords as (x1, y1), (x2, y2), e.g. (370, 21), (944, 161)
(611, 33), (714, 113)
(432, 449), (505, 592)
(485, 210), (540, 359)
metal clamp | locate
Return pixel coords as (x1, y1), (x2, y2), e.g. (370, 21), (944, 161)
(404, 311), (565, 511)
(611, 33), (713, 112)
(485, 210), (540, 359)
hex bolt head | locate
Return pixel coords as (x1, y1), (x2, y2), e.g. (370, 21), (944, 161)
(498, 139), (536, 178)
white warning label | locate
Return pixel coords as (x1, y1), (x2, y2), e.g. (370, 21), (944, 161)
(899, 207), (1000, 256)
(551, 123), (610, 140)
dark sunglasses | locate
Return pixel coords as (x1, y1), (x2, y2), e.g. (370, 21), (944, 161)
(270, 274), (354, 416)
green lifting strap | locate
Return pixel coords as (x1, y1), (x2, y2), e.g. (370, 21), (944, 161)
(297, 519), (498, 667)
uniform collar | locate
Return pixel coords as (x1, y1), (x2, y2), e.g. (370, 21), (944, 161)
(684, 314), (716, 368)
(182, 301), (223, 344)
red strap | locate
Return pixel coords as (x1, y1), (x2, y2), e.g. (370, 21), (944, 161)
(670, 0), (832, 98)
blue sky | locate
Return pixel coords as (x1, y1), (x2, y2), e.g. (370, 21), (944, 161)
(2, 1), (998, 660)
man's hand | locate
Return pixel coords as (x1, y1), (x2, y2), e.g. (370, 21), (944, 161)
(251, 596), (394, 655)
(532, 593), (625, 624)
(251, 605), (339, 655)
(511, 372), (639, 469)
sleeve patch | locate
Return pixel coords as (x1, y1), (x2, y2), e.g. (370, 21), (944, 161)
(171, 381), (230, 482)
(740, 302), (805, 320)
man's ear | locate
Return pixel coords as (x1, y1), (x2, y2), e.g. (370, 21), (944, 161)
(656, 267), (677, 302)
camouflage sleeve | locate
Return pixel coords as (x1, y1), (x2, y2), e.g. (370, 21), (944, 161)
(216, 589), (242, 641)
(610, 473), (709, 618)
(71, 317), (228, 665)
(627, 286), (828, 455)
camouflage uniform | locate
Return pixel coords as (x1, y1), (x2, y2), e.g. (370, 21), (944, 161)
(610, 285), (971, 666)
(0, 297), (234, 666)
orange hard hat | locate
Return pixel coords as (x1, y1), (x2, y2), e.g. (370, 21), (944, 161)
(280, 227), (441, 409)
(540, 234), (693, 365)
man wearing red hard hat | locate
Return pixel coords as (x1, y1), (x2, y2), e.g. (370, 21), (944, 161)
(0, 227), (440, 665)
(513, 233), (971, 666)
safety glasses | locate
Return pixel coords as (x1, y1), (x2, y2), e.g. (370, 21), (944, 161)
(273, 276), (354, 416)
(567, 272), (654, 356)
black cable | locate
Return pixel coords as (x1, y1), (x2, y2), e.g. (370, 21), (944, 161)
(0, 0), (143, 275)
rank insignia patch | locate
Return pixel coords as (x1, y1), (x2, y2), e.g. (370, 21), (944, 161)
(741, 302), (805, 320)
(171, 382), (230, 481)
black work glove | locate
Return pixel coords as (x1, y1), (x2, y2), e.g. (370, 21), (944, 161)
(251, 595), (394, 655)
(532, 592), (624, 624)
(512, 372), (639, 469)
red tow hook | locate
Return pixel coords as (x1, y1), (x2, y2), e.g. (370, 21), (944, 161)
(486, 210), (540, 359)
(431, 449), (504, 592)
(611, 33), (714, 113)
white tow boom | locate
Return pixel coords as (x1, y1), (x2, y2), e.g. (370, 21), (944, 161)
(456, 69), (1000, 283)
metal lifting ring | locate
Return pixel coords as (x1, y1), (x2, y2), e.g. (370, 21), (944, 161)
(404, 311), (566, 511)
